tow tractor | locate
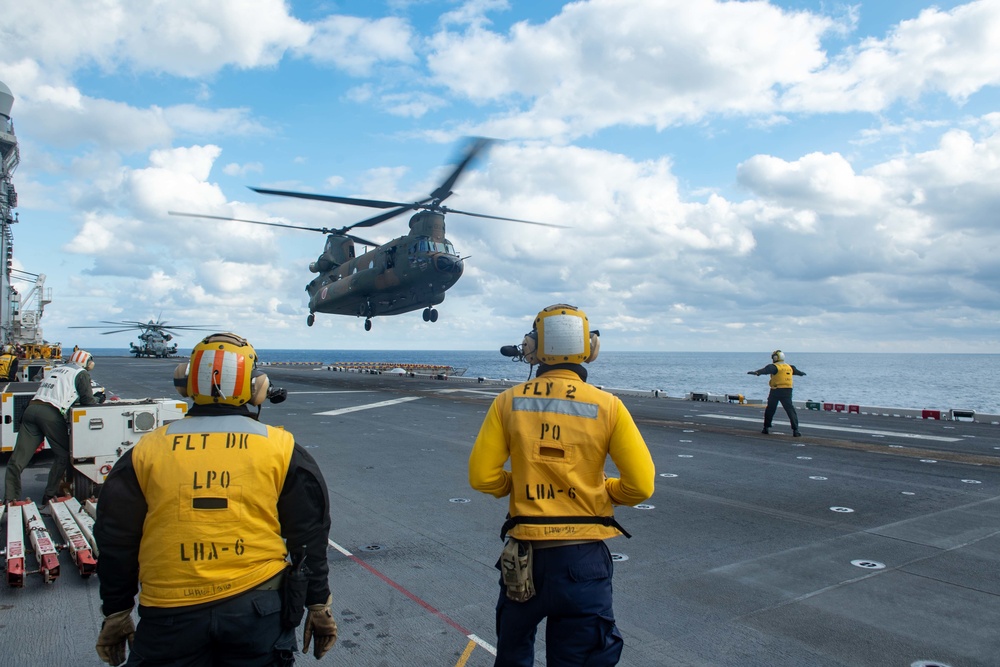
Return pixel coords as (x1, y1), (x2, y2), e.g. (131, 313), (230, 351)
(2, 379), (187, 586)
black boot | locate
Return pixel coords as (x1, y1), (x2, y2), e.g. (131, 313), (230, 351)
(761, 427), (769, 435)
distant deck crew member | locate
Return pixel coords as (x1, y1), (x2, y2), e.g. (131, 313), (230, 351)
(94, 333), (337, 666)
(0, 344), (19, 381)
(3, 348), (97, 505)
(469, 304), (655, 666)
(749, 349), (807, 436)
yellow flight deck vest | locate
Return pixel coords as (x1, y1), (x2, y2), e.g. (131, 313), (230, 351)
(769, 363), (794, 389)
(130, 414), (295, 608)
(500, 374), (629, 541)
(0, 354), (15, 379)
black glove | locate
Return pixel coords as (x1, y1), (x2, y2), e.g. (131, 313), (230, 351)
(96, 608), (135, 666)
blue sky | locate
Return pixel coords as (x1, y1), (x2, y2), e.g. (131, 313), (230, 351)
(2, 0), (998, 353)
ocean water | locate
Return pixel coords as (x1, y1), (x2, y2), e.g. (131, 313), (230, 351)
(89, 349), (1000, 415)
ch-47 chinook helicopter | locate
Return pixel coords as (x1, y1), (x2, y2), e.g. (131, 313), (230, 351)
(170, 138), (565, 331)
(69, 318), (219, 358)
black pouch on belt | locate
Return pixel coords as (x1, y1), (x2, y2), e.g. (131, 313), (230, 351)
(500, 538), (535, 602)
(281, 550), (310, 629)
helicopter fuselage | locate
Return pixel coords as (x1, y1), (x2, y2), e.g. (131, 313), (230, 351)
(129, 331), (179, 358)
(174, 138), (558, 330)
(306, 231), (464, 319)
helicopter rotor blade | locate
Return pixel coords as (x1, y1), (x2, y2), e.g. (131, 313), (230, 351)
(438, 206), (568, 228)
(247, 187), (428, 211)
(156, 325), (220, 330)
(430, 137), (493, 203)
(168, 211), (333, 235)
(342, 204), (424, 230)
(345, 233), (382, 247)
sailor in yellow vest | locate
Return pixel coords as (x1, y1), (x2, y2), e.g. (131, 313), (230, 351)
(3, 348), (97, 504)
(93, 333), (337, 666)
(748, 349), (807, 436)
(469, 305), (655, 666)
(0, 344), (18, 381)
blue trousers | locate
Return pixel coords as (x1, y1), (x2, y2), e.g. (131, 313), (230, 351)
(764, 387), (799, 431)
(494, 541), (623, 667)
(126, 589), (297, 666)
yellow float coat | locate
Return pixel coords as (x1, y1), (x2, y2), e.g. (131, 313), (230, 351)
(469, 369), (655, 540)
(130, 415), (294, 607)
(769, 363), (794, 389)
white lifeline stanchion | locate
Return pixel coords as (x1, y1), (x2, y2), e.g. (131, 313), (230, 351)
(22, 501), (60, 583)
(5, 502), (26, 587)
(50, 497), (97, 576)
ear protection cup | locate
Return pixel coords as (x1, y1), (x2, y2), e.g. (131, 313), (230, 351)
(585, 332), (600, 364)
(249, 370), (270, 406)
(521, 332), (539, 365)
(174, 363), (191, 397)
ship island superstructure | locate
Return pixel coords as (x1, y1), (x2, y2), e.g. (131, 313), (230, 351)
(1, 79), (55, 359)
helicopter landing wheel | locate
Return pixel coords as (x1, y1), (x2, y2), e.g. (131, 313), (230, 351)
(422, 308), (430, 322)
(430, 308), (438, 323)
(364, 318), (372, 331)
(307, 313), (315, 327)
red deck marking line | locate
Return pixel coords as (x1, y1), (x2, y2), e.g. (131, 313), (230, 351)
(329, 539), (496, 656)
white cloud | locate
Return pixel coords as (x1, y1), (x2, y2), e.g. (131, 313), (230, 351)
(295, 15), (417, 76)
(428, 0), (836, 138)
(0, 0), (312, 78)
(425, 0), (1000, 141)
(223, 162), (264, 177)
(783, 0), (1000, 111)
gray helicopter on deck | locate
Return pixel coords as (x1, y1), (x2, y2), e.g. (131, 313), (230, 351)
(70, 318), (219, 358)
(170, 138), (564, 331)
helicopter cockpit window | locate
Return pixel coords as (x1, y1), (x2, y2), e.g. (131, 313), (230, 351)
(409, 239), (454, 255)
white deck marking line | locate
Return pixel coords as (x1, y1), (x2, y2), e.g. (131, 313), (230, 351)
(699, 414), (962, 442)
(328, 538), (498, 657)
(436, 388), (504, 397)
(467, 634), (496, 654)
(288, 390), (374, 395)
(314, 396), (422, 416)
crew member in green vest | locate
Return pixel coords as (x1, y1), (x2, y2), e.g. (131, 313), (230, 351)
(3, 348), (97, 504)
(749, 349), (807, 436)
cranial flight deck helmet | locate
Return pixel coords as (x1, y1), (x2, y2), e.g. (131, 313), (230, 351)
(174, 332), (269, 406)
(521, 304), (600, 365)
(70, 349), (96, 371)
(771, 350), (785, 363)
